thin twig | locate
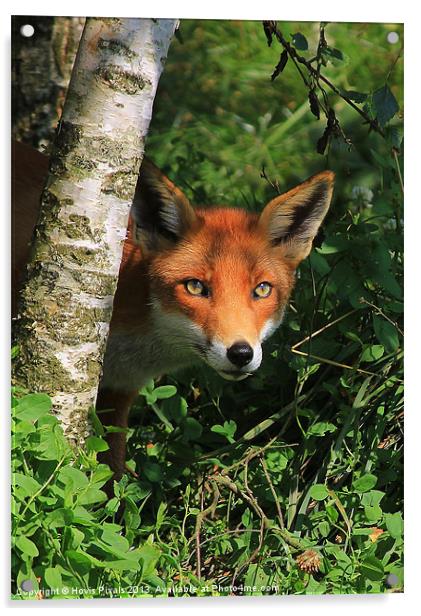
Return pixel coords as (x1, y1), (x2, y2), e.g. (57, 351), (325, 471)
(259, 454), (285, 529)
(290, 347), (381, 377)
(198, 395), (308, 462)
(221, 437), (279, 474)
(194, 480), (220, 580)
(184, 529), (265, 567)
(20, 456), (66, 518)
(392, 148), (404, 195)
(291, 309), (360, 351)
(359, 297), (404, 336)
(269, 23), (385, 138)
(209, 473), (306, 551)
(327, 489), (352, 553)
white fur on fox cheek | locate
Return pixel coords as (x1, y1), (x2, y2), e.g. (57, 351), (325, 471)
(149, 294), (208, 349)
(260, 309), (286, 342)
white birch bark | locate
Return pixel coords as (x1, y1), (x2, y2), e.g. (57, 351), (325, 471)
(13, 17), (178, 443)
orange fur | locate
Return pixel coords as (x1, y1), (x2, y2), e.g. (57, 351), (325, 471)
(149, 207), (295, 348)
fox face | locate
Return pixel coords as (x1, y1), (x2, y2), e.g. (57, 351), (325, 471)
(148, 207), (293, 381)
(121, 160), (335, 383)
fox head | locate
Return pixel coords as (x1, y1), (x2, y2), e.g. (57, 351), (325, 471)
(130, 159), (334, 381)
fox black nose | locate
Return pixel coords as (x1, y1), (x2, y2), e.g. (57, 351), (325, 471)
(227, 342), (254, 367)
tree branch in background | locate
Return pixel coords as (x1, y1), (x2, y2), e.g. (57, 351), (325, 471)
(263, 21), (403, 155)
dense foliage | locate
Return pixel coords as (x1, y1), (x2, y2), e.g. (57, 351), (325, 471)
(12, 20), (403, 598)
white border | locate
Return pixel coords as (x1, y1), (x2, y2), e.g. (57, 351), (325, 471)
(0, 0), (407, 21)
(1, 1), (417, 613)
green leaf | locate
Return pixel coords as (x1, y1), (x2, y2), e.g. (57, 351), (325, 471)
(12, 418), (36, 440)
(352, 376), (372, 409)
(181, 417), (203, 442)
(139, 380), (161, 405)
(137, 544), (161, 578)
(367, 245), (402, 298)
(33, 423), (71, 461)
(162, 395), (188, 425)
(90, 465), (114, 485)
(244, 563), (270, 592)
(43, 507), (74, 527)
(372, 85), (399, 127)
(105, 497), (121, 517)
(156, 502), (167, 531)
(360, 345), (384, 363)
(384, 512), (403, 539)
(322, 46), (349, 65)
(211, 420), (237, 442)
(307, 421), (336, 436)
(343, 90), (368, 103)
(86, 436), (109, 453)
(14, 393), (52, 422)
(102, 559), (140, 572)
(58, 466), (89, 489)
(153, 385), (177, 399)
(101, 526), (130, 553)
(44, 566), (63, 590)
(326, 505), (339, 524)
(353, 474), (378, 493)
(143, 461), (163, 483)
(309, 484), (329, 501)
(364, 504), (383, 522)
(317, 237), (350, 254)
(290, 32), (308, 50)
(361, 490), (385, 506)
(15, 535), (39, 558)
(66, 551), (97, 575)
(13, 473), (42, 497)
(63, 526), (84, 551)
(309, 252), (330, 275)
(89, 405), (105, 436)
(318, 520), (330, 537)
(373, 315), (399, 353)
(360, 555), (384, 581)
(352, 527), (376, 536)
(78, 486), (108, 505)
(271, 49), (289, 81)
(265, 450), (289, 473)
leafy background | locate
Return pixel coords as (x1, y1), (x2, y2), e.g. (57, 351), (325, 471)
(12, 19), (403, 598)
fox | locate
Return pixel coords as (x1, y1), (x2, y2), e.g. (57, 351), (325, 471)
(12, 140), (334, 483)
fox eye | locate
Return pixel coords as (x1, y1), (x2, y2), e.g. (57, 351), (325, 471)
(253, 281), (272, 298)
(185, 279), (209, 297)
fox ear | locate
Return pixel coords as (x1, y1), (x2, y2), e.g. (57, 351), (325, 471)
(131, 158), (196, 249)
(259, 171), (335, 267)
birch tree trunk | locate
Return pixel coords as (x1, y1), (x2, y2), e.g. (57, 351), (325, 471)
(12, 17), (178, 444)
